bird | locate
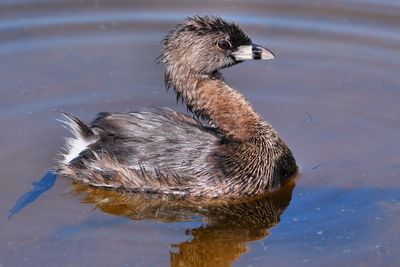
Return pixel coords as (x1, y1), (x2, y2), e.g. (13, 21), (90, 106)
(58, 15), (298, 198)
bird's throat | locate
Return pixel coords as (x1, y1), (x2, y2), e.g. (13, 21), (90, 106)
(170, 71), (263, 141)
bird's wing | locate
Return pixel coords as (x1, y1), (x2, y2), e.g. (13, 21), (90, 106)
(61, 109), (221, 192)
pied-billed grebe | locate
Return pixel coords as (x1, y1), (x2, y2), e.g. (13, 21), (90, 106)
(59, 16), (298, 198)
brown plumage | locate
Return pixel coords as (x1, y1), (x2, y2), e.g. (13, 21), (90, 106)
(58, 16), (298, 198)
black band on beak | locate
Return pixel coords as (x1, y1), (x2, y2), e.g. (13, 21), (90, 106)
(252, 44), (262, 60)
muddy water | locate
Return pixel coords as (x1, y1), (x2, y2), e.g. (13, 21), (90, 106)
(1, 0), (399, 266)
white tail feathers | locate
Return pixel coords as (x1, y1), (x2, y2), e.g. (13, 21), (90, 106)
(58, 113), (98, 164)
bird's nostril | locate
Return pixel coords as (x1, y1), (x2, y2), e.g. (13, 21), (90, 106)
(252, 45), (261, 53)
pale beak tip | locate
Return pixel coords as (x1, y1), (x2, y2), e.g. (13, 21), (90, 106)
(251, 44), (276, 61)
(259, 46), (276, 60)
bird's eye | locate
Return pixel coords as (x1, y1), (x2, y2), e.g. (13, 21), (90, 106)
(217, 40), (232, 50)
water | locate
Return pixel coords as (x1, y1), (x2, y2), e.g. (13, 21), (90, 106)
(1, 0), (399, 266)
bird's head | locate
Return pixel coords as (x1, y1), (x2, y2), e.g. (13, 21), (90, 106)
(161, 16), (275, 75)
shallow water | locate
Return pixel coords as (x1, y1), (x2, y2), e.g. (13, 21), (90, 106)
(1, 0), (399, 266)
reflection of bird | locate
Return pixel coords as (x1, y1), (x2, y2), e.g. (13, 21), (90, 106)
(71, 180), (295, 267)
(59, 16), (297, 197)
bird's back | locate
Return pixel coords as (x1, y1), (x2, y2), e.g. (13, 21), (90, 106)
(60, 109), (221, 196)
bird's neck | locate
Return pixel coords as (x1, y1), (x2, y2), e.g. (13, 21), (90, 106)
(169, 70), (266, 141)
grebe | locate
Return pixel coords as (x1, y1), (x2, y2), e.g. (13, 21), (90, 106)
(59, 16), (298, 198)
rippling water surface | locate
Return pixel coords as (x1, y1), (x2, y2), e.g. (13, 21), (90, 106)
(1, 0), (399, 266)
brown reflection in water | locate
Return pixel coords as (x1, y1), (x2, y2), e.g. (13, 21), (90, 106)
(71, 181), (295, 267)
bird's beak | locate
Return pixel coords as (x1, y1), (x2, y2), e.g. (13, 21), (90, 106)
(232, 44), (275, 61)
